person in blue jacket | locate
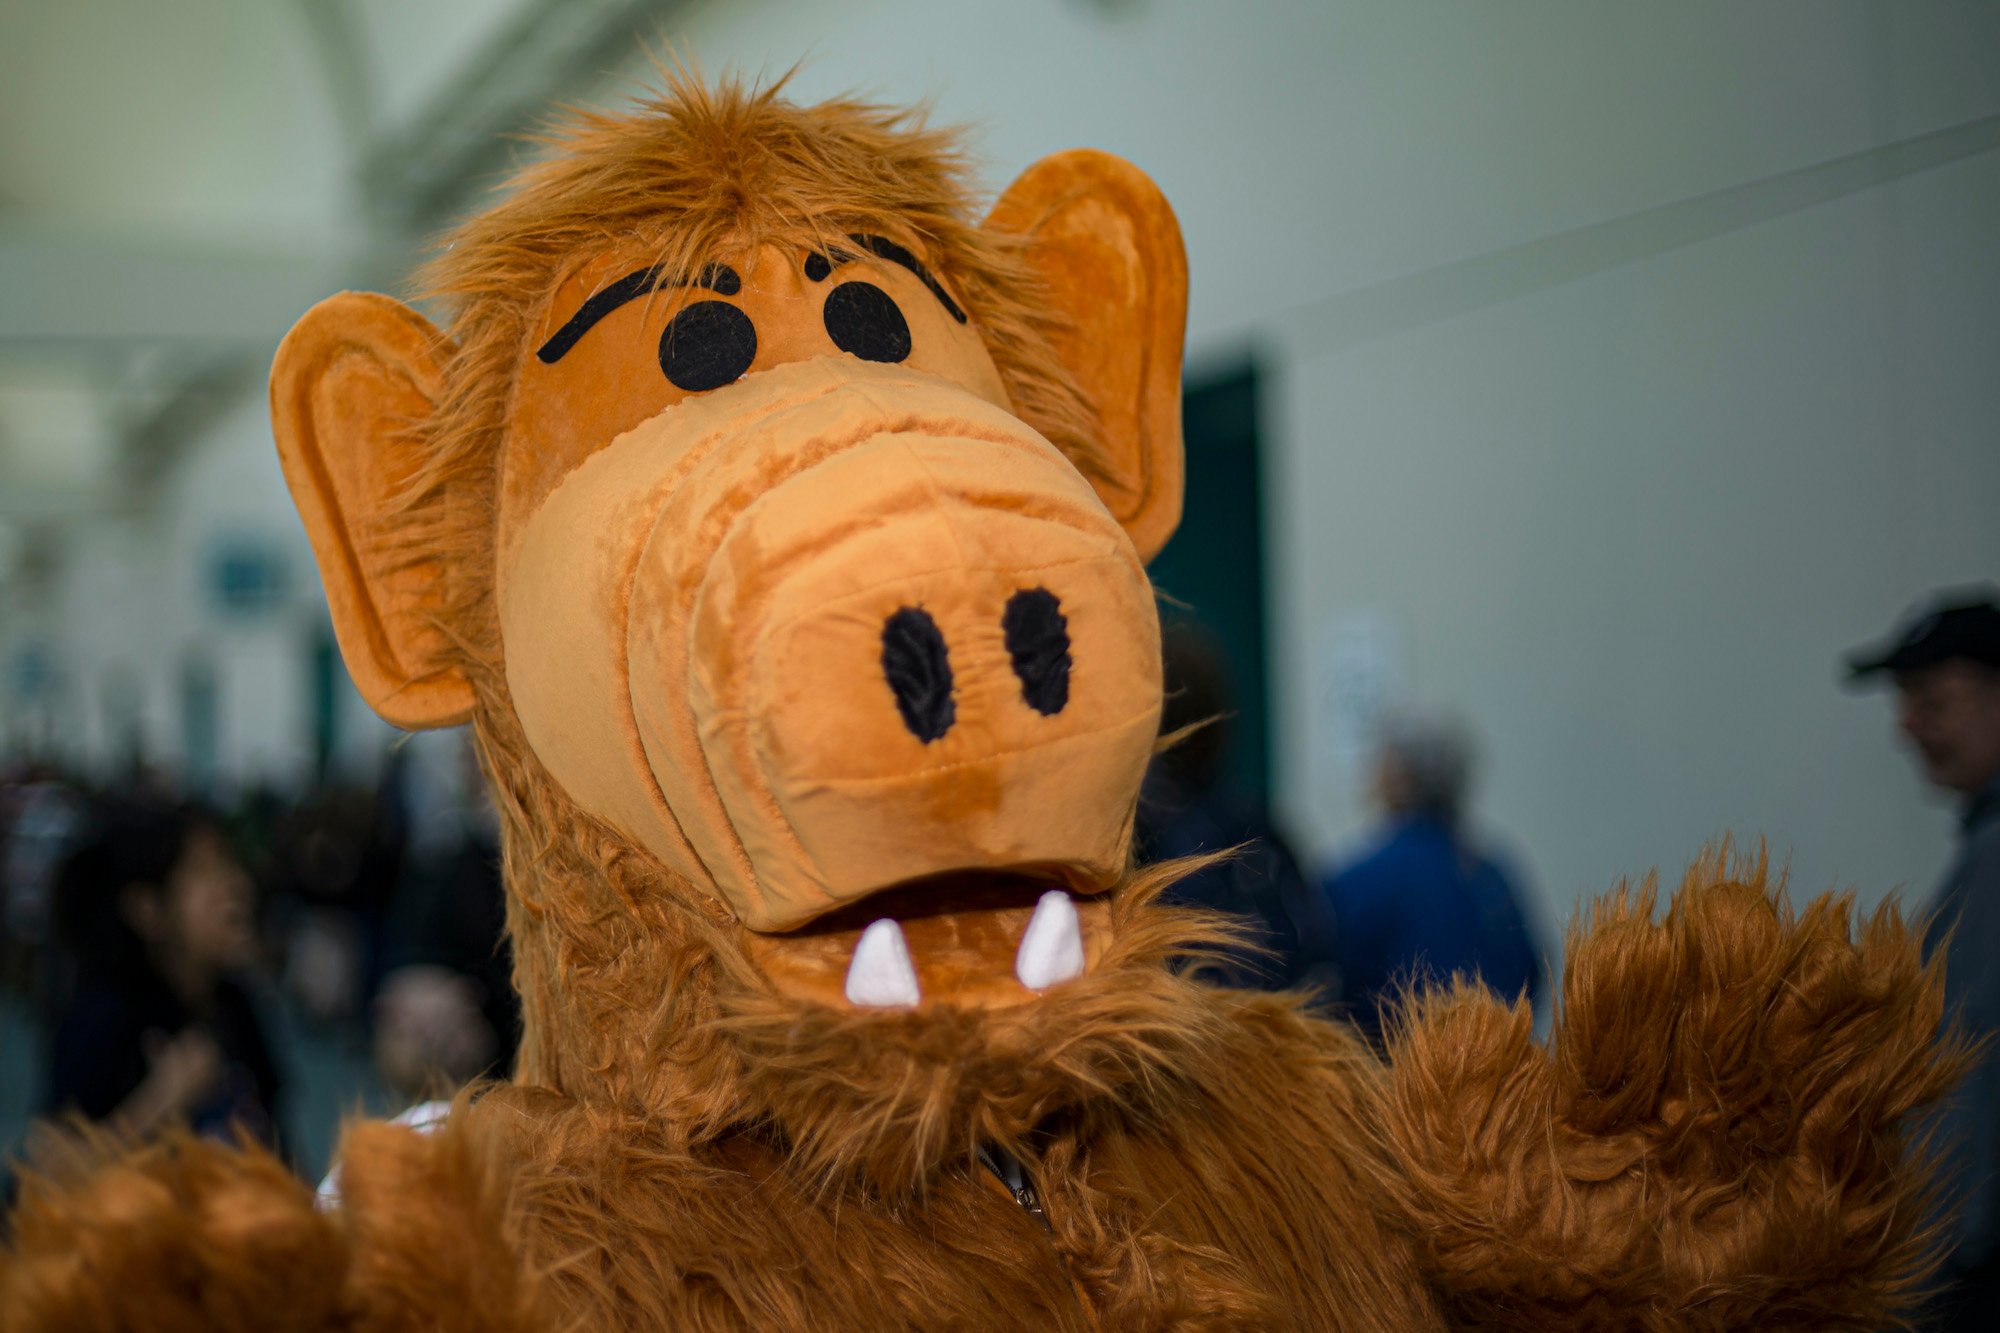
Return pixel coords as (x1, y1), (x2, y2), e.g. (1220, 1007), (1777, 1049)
(1319, 714), (1542, 1048)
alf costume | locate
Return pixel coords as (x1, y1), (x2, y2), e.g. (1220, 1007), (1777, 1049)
(1, 76), (1965, 1331)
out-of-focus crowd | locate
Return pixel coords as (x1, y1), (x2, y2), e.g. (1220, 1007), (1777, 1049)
(0, 732), (515, 1193)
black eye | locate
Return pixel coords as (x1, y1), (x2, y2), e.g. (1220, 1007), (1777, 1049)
(658, 300), (757, 391)
(823, 281), (911, 364)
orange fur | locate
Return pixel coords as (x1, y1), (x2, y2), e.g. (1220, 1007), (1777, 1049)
(391, 72), (1119, 1105)
(1, 76), (1966, 1331)
(402, 67), (1096, 695)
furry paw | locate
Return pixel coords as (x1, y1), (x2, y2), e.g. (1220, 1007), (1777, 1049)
(1377, 845), (1966, 1332)
(1, 1129), (349, 1332)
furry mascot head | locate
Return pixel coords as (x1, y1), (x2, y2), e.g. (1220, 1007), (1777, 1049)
(269, 73), (1233, 1194)
(1, 73), (1965, 1333)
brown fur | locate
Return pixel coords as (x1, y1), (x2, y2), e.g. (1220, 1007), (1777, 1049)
(394, 70), (1110, 1119)
(5, 853), (1959, 1330)
(1, 1127), (349, 1332)
(1, 77), (1966, 1331)
(1377, 845), (1969, 1330)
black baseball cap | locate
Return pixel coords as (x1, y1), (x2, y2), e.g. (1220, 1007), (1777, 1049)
(1845, 585), (2000, 681)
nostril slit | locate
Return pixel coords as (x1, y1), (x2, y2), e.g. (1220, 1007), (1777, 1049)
(1003, 588), (1071, 716)
(881, 607), (956, 743)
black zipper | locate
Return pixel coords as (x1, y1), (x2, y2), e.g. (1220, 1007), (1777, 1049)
(977, 1143), (1054, 1234)
(976, 1144), (1104, 1330)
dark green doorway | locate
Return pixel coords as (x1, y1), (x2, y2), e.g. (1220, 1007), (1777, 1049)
(1145, 361), (1270, 807)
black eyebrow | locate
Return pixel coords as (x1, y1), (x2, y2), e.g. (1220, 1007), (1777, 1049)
(811, 234), (967, 324)
(536, 262), (742, 363)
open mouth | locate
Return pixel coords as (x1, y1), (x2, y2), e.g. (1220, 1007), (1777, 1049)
(742, 869), (1113, 1011)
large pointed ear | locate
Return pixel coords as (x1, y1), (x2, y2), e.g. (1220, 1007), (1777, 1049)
(270, 292), (474, 730)
(985, 149), (1188, 562)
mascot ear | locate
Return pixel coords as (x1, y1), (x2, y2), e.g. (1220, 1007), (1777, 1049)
(270, 292), (474, 730)
(985, 149), (1188, 563)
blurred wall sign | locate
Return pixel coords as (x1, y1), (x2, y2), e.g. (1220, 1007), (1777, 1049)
(9, 642), (55, 700)
(207, 537), (290, 620)
(1314, 612), (1405, 798)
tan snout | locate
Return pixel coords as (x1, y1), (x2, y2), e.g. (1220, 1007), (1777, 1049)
(502, 358), (1162, 931)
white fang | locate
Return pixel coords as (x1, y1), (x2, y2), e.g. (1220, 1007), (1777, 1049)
(1015, 890), (1085, 991)
(845, 918), (922, 1008)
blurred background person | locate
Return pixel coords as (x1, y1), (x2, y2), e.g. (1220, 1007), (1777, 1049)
(1319, 714), (1543, 1049)
(0, 762), (86, 1002)
(1136, 622), (1335, 999)
(41, 797), (282, 1148)
(372, 732), (516, 1102)
(1846, 587), (2000, 1331)
(266, 777), (405, 1028)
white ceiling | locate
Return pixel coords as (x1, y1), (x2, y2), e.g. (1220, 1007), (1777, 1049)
(0, 0), (677, 533)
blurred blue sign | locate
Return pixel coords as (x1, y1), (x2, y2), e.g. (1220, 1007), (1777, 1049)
(8, 642), (54, 698)
(207, 538), (290, 618)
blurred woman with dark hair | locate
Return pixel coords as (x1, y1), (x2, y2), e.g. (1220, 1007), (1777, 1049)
(42, 798), (281, 1147)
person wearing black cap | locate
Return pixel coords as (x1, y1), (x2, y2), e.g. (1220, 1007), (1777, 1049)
(1847, 584), (2000, 1330)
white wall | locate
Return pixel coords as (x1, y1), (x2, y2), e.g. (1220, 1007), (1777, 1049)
(0, 0), (346, 246)
(19, 391), (371, 796)
(160, 392), (330, 791)
(1275, 149), (2000, 915)
(631, 0), (2000, 922)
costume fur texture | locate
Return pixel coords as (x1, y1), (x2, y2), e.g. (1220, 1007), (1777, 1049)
(1, 75), (1966, 1331)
